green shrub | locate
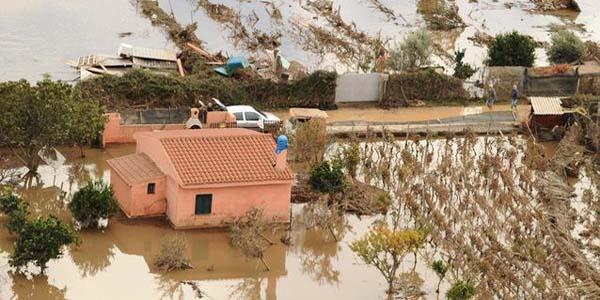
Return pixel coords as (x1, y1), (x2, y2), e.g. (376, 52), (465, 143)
(68, 180), (118, 229)
(9, 215), (77, 272)
(309, 159), (345, 194)
(487, 31), (536, 67)
(446, 281), (475, 300)
(0, 194), (30, 234)
(453, 49), (477, 80)
(386, 29), (433, 72)
(547, 30), (585, 64)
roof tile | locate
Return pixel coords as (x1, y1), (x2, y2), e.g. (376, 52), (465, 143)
(159, 129), (294, 186)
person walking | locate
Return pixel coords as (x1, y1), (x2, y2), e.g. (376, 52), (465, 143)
(511, 84), (519, 111)
(486, 83), (496, 109)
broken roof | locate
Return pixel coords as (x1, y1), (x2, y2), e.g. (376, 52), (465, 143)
(107, 153), (164, 185)
(142, 129), (294, 186)
(131, 47), (177, 61)
(530, 97), (564, 115)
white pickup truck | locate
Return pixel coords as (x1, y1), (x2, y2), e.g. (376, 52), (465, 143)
(212, 99), (280, 130)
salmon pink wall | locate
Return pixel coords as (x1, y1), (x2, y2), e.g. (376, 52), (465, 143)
(168, 182), (292, 229)
(128, 178), (167, 217)
(110, 167), (133, 217)
(102, 112), (236, 146)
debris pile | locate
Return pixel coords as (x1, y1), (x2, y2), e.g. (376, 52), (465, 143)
(417, 0), (465, 31)
(68, 44), (182, 81)
(531, 0), (580, 11)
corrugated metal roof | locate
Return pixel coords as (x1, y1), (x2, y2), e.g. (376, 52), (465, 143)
(132, 57), (177, 69)
(530, 97), (564, 115)
(132, 47), (177, 61)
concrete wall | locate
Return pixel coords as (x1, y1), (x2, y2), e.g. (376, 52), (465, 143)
(335, 73), (388, 103)
(168, 182), (292, 229)
(485, 67), (526, 100)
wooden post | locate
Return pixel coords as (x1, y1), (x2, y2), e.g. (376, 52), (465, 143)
(176, 58), (185, 77)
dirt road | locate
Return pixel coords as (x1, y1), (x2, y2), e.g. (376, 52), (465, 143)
(273, 105), (531, 124)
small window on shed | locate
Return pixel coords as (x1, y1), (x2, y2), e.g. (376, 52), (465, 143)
(147, 183), (156, 194)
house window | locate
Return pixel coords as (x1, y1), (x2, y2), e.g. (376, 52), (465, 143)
(147, 183), (156, 194)
(195, 194), (212, 215)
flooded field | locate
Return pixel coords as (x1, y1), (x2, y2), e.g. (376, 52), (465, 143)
(1, 0), (600, 81)
(0, 135), (594, 300)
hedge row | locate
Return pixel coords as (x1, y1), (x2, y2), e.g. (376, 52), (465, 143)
(78, 69), (337, 110)
(382, 70), (468, 107)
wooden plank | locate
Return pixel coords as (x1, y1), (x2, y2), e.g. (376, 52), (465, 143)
(177, 58), (185, 77)
(186, 42), (212, 59)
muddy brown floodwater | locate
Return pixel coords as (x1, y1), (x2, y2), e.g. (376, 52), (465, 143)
(0, 144), (439, 300)
(0, 137), (580, 299)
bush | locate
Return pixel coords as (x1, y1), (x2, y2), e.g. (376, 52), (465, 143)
(0, 194), (31, 234)
(79, 69), (337, 110)
(446, 281), (476, 300)
(154, 235), (192, 272)
(10, 215), (77, 272)
(453, 49), (477, 80)
(386, 30), (433, 72)
(547, 30), (585, 64)
(487, 31), (536, 67)
(382, 70), (468, 107)
(309, 159), (345, 194)
(68, 180), (118, 229)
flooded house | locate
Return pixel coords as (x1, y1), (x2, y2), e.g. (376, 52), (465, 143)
(106, 128), (294, 229)
(527, 96), (574, 138)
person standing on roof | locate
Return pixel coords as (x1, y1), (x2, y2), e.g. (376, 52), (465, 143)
(511, 84), (519, 111)
(486, 83), (496, 109)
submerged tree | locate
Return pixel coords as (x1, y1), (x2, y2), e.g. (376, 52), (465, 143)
(0, 194), (30, 235)
(10, 215), (77, 273)
(432, 259), (449, 294)
(154, 235), (192, 272)
(0, 78), (105, 174)
(309, 159), (345, 195)
(229, 207), (274, 271)
(68, 180), (118, 229)
(350, 226), (419, 297)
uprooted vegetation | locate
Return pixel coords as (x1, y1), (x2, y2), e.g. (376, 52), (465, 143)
(417, 0), (465, 31)
(382, 70), (468, 107)
(77, 69), (337, 110)
(154, 235), (193, 272)
(196, 0), (281, 51)
(356, 122), (600, 298)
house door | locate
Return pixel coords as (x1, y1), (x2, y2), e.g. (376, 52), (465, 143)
(195, 194), (212, 215)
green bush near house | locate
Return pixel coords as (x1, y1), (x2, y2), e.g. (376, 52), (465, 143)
(68, 180), (119, 229)
(78, 69), (337, 110)
(487, 31), (536, 67)
(547, 30), (585, 64)
(382, 70), (468, 107)
(309, 159), (345, 194)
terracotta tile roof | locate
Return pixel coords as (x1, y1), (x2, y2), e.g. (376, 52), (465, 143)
(107, 153), (164, 185)
(158, 129), (293, 186)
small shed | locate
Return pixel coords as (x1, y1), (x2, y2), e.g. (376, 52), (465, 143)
(528, 97), (567, 130)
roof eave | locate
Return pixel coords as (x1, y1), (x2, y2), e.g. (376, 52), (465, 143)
(178, 178), (295, 190)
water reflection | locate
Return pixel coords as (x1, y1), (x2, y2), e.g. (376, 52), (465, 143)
(9, 273), (66, 300)
(69, 231), (116, 277)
